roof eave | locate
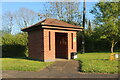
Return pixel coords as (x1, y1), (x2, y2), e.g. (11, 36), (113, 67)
(21, 23), (83, 32)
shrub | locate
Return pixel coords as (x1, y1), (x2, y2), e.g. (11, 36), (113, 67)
(2, 33), (28, 57)
(77, 31), (120, 53)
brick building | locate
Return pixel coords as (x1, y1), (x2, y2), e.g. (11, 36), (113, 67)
(22, 18), (83, 62)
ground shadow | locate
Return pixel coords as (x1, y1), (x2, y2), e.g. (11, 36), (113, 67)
(92, 59), (109, 61)
(78, 60), (83, 72)
(3, 57), (45, 62)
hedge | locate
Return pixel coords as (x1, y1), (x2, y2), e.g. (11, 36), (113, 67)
(2, 33), (28, 57)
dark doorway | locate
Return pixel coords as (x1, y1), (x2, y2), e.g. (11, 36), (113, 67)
(55, 33), (68, 59)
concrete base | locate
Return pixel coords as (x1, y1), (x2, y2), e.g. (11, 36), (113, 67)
(55, 58), (69, 61)
(44, 59), (55, 62)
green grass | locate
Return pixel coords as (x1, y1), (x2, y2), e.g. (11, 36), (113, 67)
(1, 58), (54, 71)
(75, 53), (119, 74)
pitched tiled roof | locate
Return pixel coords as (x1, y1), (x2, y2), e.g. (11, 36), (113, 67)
(22, 18), (83, 31)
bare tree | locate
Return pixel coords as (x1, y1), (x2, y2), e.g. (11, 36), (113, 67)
(14, 8), (39, 28)
(2, 11), (14, 34)
(40, 3), (54, 19)
(43, 2), (82, 26)
(2, 8), (43, 34)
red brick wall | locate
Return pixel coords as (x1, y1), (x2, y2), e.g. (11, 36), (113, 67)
(43, 29), (77, 62)
(68, 31), (77, 59)
(27, 28), (77, 62)
(28, 29), (44, 61)
(43, 29), (55, 62)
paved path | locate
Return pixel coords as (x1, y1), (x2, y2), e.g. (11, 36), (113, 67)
(2, 60), (118, 78)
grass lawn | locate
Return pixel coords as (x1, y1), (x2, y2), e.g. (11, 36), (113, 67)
(1, 58), (54, 71)
(75, 53), (119, 74)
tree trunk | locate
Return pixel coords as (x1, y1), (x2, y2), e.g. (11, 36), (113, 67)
(111, 40), (117, 53)
(111, 41), (114, 53)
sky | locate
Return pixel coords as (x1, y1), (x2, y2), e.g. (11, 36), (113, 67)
(1, 2), (97, 34)
(2, 2), (97, 20)
(2, 2), (45, 14)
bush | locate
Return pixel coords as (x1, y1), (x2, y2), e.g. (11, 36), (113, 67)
(2, 33), (28, 57)
(77, 31), (120, 53)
